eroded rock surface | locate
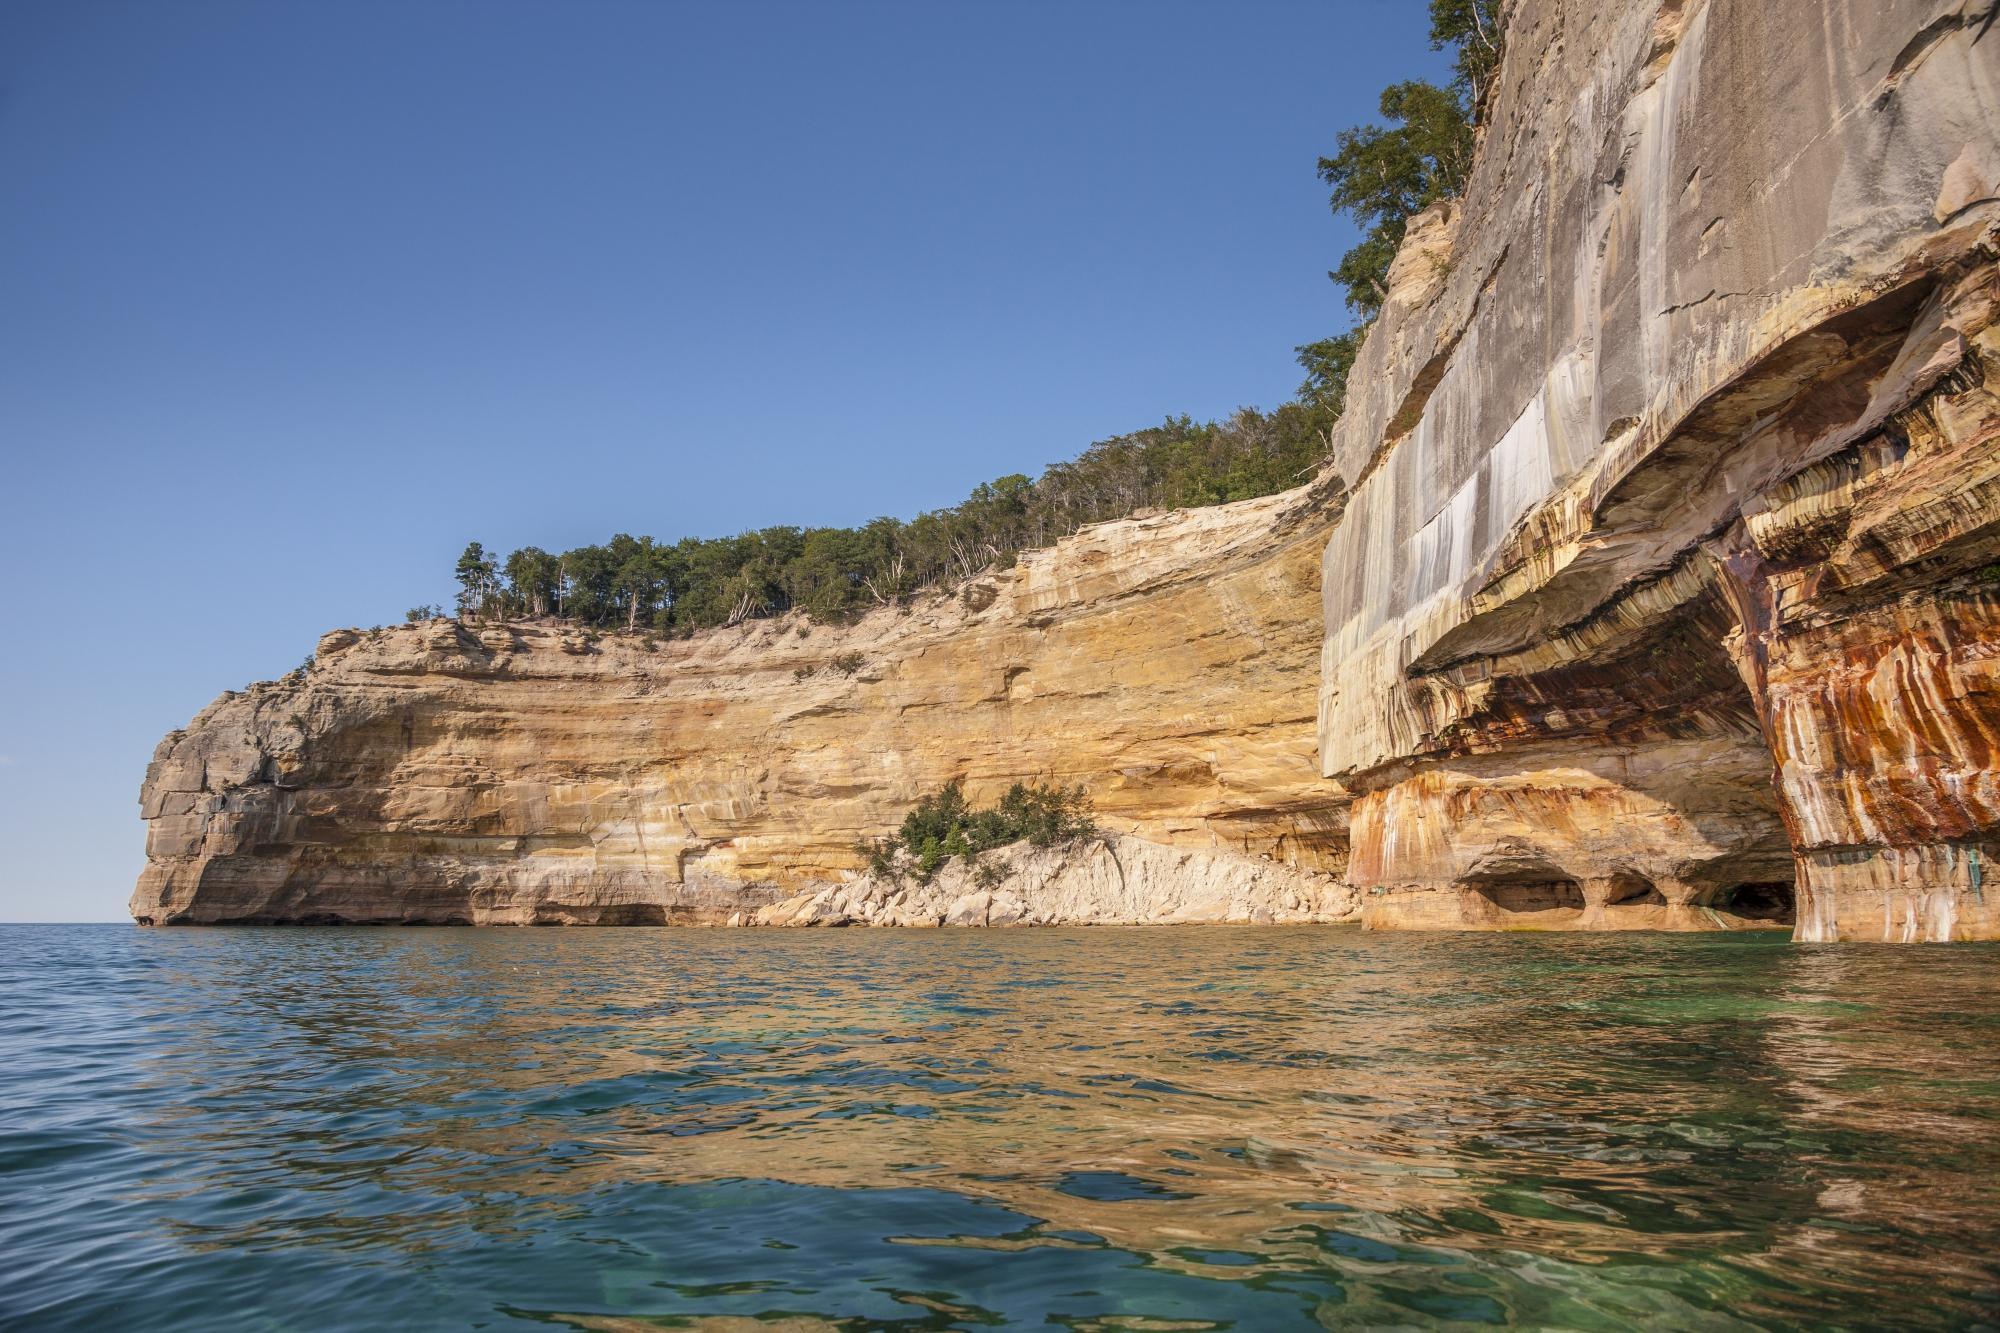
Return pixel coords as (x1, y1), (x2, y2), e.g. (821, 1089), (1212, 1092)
(1318, 0), (2000, 938)
(750, 836), (1355, 929)
(133, 486), (1348, 924)
(137, 0), (2000, 939)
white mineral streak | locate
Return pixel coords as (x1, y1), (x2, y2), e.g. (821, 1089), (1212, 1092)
(1317, 0), (2000, 938)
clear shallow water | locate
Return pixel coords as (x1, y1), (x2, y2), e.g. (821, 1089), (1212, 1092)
(3, 926), (1997, 1331)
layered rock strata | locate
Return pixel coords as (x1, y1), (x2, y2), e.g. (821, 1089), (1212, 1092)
(138, 0), (2000, 940)
(133, 485), (1349, 924)
(1317, 0), (2000, 938)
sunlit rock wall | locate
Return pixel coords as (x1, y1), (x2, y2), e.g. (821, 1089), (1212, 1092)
(1318, 0), (2000, 938)
(134, 484), (1349, 925)
(137, 0), (2000, 938)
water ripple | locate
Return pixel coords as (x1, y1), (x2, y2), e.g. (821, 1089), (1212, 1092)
(2, 925), (1997, 1329)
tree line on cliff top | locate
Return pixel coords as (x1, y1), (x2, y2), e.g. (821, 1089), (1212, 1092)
(440, 0), (1504, 635)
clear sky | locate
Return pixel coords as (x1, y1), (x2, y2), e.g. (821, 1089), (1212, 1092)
(0, 0), (1444, 922)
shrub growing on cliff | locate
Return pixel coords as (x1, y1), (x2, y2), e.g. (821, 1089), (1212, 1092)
(1294, 331), (1363, 416)
(855, 836), (900, 880)
(1317, 78), (1476, 319)
(865, 781), (1098, 884)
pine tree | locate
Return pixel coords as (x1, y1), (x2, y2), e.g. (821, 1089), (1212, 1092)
(454, 541), (497, 619)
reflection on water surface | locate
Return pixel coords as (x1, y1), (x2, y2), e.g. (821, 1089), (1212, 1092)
(3, 925), (1997, 1329)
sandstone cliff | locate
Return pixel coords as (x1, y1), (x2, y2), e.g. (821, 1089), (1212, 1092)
(137, 0), (2000, 940)
(133, 484), (1349, 924)
(1316, 0), (2000, 939)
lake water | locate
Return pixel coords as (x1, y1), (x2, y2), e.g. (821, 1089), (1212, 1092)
(3, 925), (1997, 1330)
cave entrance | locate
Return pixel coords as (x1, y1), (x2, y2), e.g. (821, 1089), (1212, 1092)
(1468, 878), (1585, 913)
(1712, 880), (1796, 924)
(1603, 872), (1666, 906)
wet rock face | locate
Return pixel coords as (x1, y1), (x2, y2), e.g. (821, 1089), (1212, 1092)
(1764, 588), (2000, 941)
(133, 487), (1350, 925)
(1319, 0), (2000, 937)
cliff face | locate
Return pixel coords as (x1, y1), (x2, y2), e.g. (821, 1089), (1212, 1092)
(1318, 0), (2000, 938)
(133, 484), (1350, 925)
(138, 0), (2000, 939)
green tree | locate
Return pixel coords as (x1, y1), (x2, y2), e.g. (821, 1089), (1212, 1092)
(1430, 0), (1505, 112)
(1317, 79), (1474, 317)
(1294, 330), (1363, 416)
(454, 541), (498, 618)
(559, 543), (619, 624)
(503, 546), (560, 617)
(612, 536), (671, 631)
(1306, 0), (1502, 328)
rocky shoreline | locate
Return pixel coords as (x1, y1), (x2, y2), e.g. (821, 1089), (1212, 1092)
(747, 836), (1356, 929)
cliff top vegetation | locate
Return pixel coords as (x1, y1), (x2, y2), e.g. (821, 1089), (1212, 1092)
(444, 0), (1503, 638)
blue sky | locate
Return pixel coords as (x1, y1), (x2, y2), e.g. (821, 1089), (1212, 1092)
(0, 0), (1444, 921)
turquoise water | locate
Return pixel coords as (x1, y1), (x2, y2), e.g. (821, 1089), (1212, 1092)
(3, 926), (1997, 1330)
